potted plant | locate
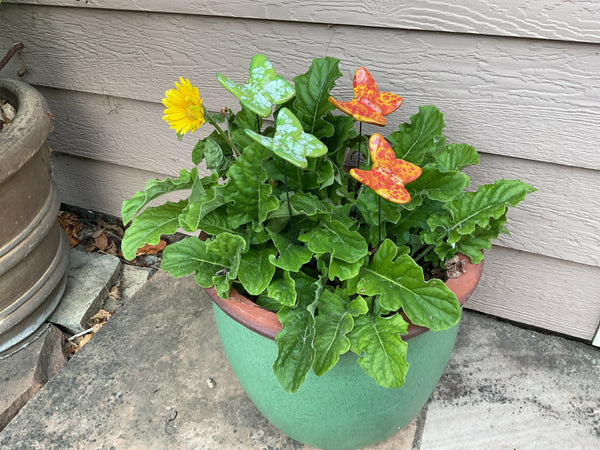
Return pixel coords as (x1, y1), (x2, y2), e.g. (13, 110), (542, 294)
(121, 54), (534, 449)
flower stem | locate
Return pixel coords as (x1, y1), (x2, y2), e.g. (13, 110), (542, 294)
(206, 114), (240, 157)
(413, 244), (434, 263)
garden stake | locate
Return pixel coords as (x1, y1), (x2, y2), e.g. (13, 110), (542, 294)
(282, 159), (296, 242)
(0, 42), (23, 73)
(378, 195), (382, 246)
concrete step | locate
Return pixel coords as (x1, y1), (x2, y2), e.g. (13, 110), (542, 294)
(0, 249), (154, 435)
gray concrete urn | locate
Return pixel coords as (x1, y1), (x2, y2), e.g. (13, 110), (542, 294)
(0, 78), (69, 355)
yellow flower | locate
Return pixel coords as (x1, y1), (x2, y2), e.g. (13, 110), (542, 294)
(162, 77), (205, 135)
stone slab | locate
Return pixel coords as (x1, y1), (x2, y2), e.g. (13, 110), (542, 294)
(0, 271), (420, 449)
(49, 249), (121, 334)
(420, 311), (600, 449)
(119, 264), (155, 303)
(0, 324), (67, 432)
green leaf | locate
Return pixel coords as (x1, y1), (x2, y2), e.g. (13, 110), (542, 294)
(238, 245), (277, 295)
(389, 198), (444, 245)
(204, 137), (233, 175)
(223, 144), (280, 228)
(121, 200), (187, 260)
(424, 179), (536, 249)
(299, 219), (368, 263)
(348, 239), (461, 330)
(267, 270), (297, 306)
(273, 274), (322, 393)
(268, 230), (313, 272)
(312, 289), (364, 376)
(321, 114), (356, 164)
(192, 130), (229, 165)
(348, 313), (410, 388)
(162, 237), (220, 281)
(405, 165), (470, 209)
(292, 56), (342, 138)
(434, 143), (480, 172)
(245, 108), (327, 168)
(428, 215), (508, 264)
(161, 234), (245, 299)
(197, 206), (236, 236)
(209, 233), (246, 298)
(206, 232), (246, 279)
(179, 185), (226, 232)
(328, 257), (364, 282)
(356, 188), (402, 226)
(387, 106), (446, 164)
(121, 169), (198, 224)
(312, 157), (335, 188)
(289, 192), (354, 228)
(217, 54), (295, 118)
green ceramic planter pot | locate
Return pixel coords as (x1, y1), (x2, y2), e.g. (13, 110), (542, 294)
(208, 254), (483, 450)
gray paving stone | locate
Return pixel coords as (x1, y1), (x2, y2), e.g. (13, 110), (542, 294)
(49, 249), (121, 334)
(120, 264), (155, 303)
(0, 324), (67, 432)
(420, 311), (600, 449)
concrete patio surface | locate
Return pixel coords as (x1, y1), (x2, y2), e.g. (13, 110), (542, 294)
(0, 250), (598, 449)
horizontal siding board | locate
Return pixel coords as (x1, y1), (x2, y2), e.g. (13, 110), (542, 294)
(466, 246), (600, 341)
(1, 5), (599, 171)
(39, 87), (207, 177)
(4, 0), (600, 44)
(51, 152), (189, 217)
(465, 154), (600, 268)
(40, 87), (599, 267)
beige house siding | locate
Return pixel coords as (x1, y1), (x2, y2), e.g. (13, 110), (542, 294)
(1, 1), (599, 341)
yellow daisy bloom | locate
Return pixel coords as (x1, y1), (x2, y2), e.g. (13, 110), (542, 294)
(162, 77), (205, 135)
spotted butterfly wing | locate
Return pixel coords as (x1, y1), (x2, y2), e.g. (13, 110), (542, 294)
(217, 54), (295, 118)
(329, 67), (403, 126)
(350, 133), (421, 204)
(245, 108), (327, 168)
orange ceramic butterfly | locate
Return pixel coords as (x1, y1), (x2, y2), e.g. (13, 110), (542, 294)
(328, 67), (403, 126)
(350, 133), (422, 204)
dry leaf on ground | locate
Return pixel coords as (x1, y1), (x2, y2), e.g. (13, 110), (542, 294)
(136, 240), (167, 256)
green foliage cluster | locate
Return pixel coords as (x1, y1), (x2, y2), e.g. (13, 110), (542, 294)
(121, 56), (535, 393)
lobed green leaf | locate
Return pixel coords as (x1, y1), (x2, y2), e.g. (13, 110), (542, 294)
(238, 245), (278, 295)
(273, 273), (323, 393)
(434, 143), (480, 172)
(424, 179), (536, 250)
(223, 144), (280, 228)
(298, 220), (368, 264)
(292, 57), (342, 139)
(348, 313), (410, 388)
(312, 289), (363, 376)
(268, 230), (314, 272)
(387, 106), (446, 165)
(121, 169), (200, 224)
(161, 233), (246, 299)
(121, 200), (187, 260)
(348, 240), (461, 330)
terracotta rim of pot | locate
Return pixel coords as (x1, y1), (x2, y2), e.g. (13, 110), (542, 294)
(206, 253), (484, 341)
